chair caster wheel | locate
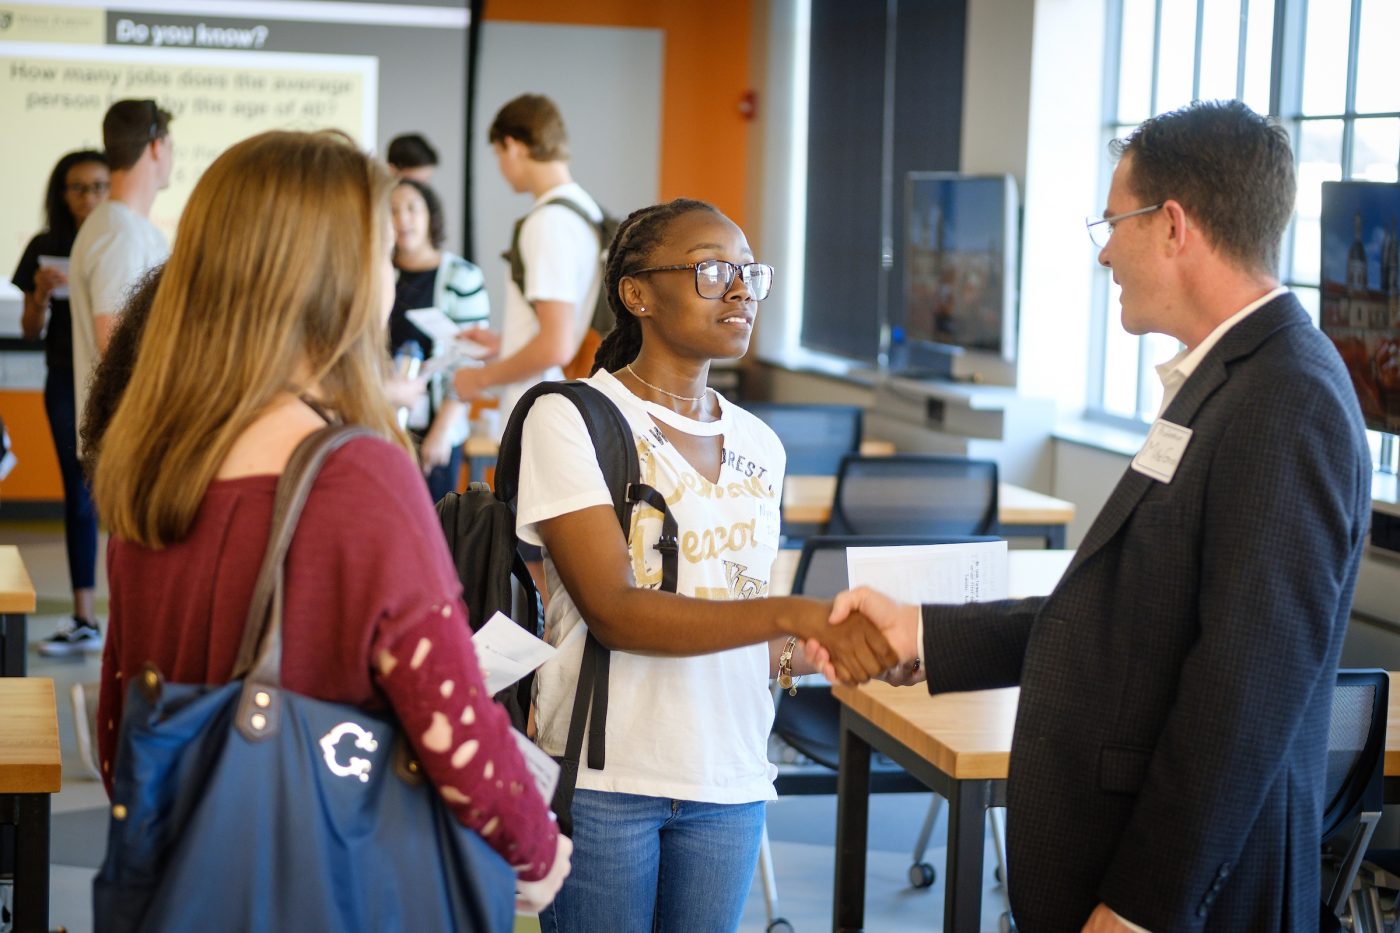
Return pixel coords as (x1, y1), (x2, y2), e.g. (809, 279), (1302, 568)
(908, 861), (936, 888)
(999, 910), (1017, 933)
(767, 919), (794, 933)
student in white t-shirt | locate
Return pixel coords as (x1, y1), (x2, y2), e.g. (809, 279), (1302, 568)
(53, 98), (172, 654)
(516, 199), (897, 933)
(70, 99), (174, 459)
(452, 94), (602, 427)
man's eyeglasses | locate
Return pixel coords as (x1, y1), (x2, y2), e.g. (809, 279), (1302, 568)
(66, 181), (109, 197)
(630, 259), (774, 301)
(1085, 202), (1163, 249)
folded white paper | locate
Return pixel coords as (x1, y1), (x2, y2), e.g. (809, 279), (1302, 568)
(472, 611), (557, 697)
(845, 540), (1009, 604)
(405, 306), (467, 344)
(511, 730), (561, 803)
(38, 255), (70, 299)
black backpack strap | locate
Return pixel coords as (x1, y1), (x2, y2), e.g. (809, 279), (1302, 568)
(495, 380), (679, 776)
(500, 198), (601, 298)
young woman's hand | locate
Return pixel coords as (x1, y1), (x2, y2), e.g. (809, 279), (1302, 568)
(384, 373), (428, 409)
(32, 265), (67, 304)
(419, 422), (454, 470)
(515, 833), (573, 913)
(787, 601), (897, 684)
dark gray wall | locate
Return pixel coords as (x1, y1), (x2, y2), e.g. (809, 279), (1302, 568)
(801, 0), (966, 362)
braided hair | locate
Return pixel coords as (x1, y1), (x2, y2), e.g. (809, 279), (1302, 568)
(591, 198), (720, 374)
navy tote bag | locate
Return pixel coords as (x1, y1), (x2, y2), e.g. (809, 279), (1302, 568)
(93, 426), (516, 932)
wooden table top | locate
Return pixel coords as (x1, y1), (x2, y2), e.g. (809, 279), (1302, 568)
(833, 680), (1018, 780)
(836, 665), (1400, 787)
(0, 678), (61, 793)
(0, 545), (37, 613)
(781, 476), (1076, 527)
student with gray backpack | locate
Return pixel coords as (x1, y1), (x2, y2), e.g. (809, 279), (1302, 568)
(453, 93), (608, 435)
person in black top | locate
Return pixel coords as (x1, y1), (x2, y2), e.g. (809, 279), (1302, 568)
(387, 178), (489, 502)
(12, 149), (110, 655)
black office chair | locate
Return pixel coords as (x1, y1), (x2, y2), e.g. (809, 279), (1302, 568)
(827, 453), (998, 537)
(744, 402), (864, 476)
(757, 535), (1002, 933)
(1317, 670), (1389, 929)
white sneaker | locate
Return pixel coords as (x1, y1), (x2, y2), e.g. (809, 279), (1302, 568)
(37, 617), (104, 656)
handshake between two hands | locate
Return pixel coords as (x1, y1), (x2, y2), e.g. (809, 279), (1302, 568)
(798, 588), (925, 687)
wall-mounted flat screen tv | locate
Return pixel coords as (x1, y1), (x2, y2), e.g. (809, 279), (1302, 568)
(897, 172), (1018, 382)
(1320, 180), (1400, 434)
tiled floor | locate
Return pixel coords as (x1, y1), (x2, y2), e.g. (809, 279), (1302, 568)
(8, 523), (1012, 932)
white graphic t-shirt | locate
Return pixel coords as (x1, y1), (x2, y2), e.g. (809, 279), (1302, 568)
(516, 369), (786, 803)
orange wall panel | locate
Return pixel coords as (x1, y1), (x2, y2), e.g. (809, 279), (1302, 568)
(483, 0), (754, 228)
(0, 390), (62, 502)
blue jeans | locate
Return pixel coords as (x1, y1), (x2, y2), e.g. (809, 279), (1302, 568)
(43, 369), (97, 592)
(539, 790), (765, 933)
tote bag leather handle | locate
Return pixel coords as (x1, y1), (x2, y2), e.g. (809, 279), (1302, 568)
(231, 425), (375, 686)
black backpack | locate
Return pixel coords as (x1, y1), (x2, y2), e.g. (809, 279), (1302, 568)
(434, 380), (677, 832)
(502, 197), (621, 338)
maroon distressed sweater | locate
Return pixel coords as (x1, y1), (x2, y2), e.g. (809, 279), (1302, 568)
(97, 436), (558, 880)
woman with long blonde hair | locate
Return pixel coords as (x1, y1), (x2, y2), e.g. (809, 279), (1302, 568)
(93, 131), (569, 918)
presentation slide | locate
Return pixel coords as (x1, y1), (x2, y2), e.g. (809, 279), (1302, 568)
(3, 43), (376, 254)
(0, 0), (471, 303)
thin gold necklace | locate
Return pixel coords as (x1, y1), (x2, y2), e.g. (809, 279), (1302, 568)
(625, 364), (709, 404)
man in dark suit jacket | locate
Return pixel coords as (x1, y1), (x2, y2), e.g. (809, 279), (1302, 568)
(828, 100), (1374, 931)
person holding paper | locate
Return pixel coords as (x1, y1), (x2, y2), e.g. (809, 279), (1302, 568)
(12, 148), (110, 654)
(827, 101), (1372, 932)
(91, 131), (569, 913)
(387, 177), (489, 501)
(517, 198), (897, 932)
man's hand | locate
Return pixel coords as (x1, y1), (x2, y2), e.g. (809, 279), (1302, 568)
(1081, 903), (1141, 932)
(454, 365), (488, 402)
(458, 326), (502, 359)
(384, 373), (428, 409)
(877, 658), (927, 687)
(515, 833), (573, 913)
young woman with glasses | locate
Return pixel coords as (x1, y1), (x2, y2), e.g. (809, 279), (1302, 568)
(11, 149), (110, 653)
(515, 198), (896, 932)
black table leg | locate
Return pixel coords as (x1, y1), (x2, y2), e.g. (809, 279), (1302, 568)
(944, 779), (988, 933)
(0, 614), (26, 677)
(833, 707), (872, 933)
(3, 793), (49, 933)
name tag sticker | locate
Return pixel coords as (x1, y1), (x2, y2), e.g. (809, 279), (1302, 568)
(756, 499), (782, 550)
(1131, 419), (1193, 483)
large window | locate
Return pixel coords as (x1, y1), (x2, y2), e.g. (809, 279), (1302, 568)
(1091, 0), (1276, 423)
(1092, 0), (1400, 446)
